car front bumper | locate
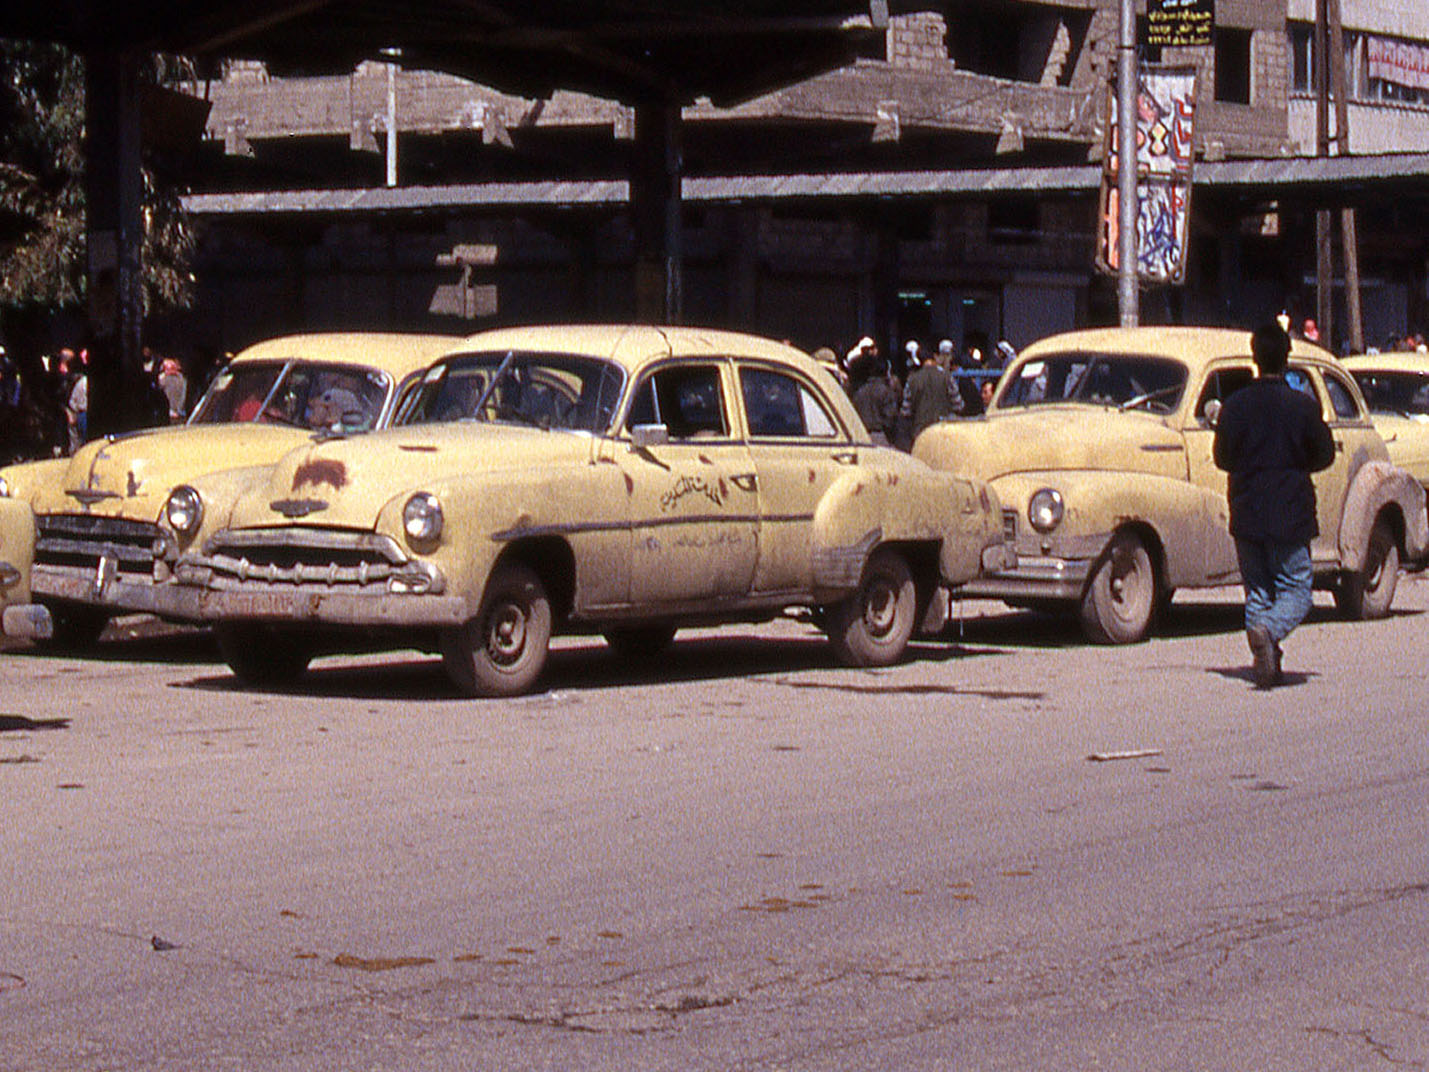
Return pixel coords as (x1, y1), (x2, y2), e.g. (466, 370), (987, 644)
(960, 554), (1093, 601)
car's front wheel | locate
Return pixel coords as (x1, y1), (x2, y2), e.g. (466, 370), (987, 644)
(824, 548), (918, 667)
(215, 623), (313, 685)
(1079, 531), (1157, 644)
(442, 561), (551, 697)
(1335, 517), (1399, 620)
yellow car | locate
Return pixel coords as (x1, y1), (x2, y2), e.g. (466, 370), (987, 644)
(914, 327), (1428, 643)
(0, 333), (460, 645)
(1343, 353), (1429, 492)
(155, 325), (1012, 696)
(0, 499), (50, 641)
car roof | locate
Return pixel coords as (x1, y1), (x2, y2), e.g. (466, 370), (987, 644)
(231, 333), (465, 380)
(442, 323), (824, 377)
(1019, 326), (1340, 373)
(1342, 353), (1429, 375)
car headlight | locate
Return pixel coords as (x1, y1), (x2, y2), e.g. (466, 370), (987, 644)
(403, 492), (444, 545)
(164, 485), (204, 538)
(1028, 488), (1064, 534)
(0, 475), (10, 498)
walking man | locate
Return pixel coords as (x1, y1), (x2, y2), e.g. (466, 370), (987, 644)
(1213, 323), (1336, 688)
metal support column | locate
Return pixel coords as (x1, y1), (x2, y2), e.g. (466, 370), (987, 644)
(83, 48), (146, 438)
(1327, 0), (1363, 352)
(1116, 0), (1139, 327)
(1314, 0), (1334, 342)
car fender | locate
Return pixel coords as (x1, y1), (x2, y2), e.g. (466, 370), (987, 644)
(810, 468), (997, 596)
(992, 469), (1224, 590)
(0, 498), (37, 604)
(1338, 459), (1429, 570)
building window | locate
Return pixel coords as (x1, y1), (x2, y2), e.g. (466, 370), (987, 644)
(943, 0), (1089, 86)
(1289, 21), (1314, 93)
(1215, 28), (1253, 104)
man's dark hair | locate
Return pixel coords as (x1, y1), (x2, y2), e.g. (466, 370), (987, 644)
(1251, 323), (1292, 374)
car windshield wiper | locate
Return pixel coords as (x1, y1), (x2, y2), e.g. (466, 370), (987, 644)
(468, 350), (516, 422)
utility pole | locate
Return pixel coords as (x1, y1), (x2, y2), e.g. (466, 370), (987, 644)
(1117, 0), (1139, 326)
(1314, 0), (1364, 352)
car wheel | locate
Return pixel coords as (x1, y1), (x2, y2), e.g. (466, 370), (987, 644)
(603, 626), (676, 659)
(38, 604), (110, 650)
(442, 561), (551, 697)
(824, 548), (917, 667)
(1335, 518), (1399, 620)
(215, 623), (313, 685)
(1079, 532), (1157, 644)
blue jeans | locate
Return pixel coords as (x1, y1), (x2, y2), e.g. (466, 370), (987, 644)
(1236, 538), (1313, 643)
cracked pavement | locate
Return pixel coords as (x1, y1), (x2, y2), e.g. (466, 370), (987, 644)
(3, 580), (1429, 1069)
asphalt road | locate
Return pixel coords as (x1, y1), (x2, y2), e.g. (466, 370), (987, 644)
(3, 578), (1428, 1071)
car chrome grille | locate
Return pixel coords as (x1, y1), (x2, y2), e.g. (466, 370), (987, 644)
(176, 527), (437, 592)
(36, 514), (166, 576)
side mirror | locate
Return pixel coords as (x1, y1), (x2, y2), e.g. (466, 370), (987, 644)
(630, 423), (670, 450)
(1202, 399), (1222, 429)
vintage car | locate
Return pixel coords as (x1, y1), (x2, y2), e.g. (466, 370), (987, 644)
(1342, 353), (1429, 492)
(913, 327), (1429, 643)
(152, 325), (1013, 696)
(0, 499), (51, 641)
(0, 332), (460, 645)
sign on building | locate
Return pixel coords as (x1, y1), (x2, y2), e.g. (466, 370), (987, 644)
(1096, 65), (1198, 286)
(1146, 0), (1214, 49)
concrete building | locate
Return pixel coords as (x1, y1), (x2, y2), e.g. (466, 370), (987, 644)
(168, 1), (1429, 366)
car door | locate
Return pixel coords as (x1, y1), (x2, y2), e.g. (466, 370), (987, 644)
(1181, 360), (1253, 583)
(1307, 363), (1381, 566)
(736, 362), (859, 595)
(609, 360), (760, 605)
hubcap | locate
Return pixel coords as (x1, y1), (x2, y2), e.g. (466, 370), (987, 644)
(486, 602), (529, 665)
(864, 580), (898, 638)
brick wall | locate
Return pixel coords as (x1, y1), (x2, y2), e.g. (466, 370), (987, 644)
(888, 13), (949, 70)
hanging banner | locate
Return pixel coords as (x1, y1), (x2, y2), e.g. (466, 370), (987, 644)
(1096, 65), (1198, 286)
(1366, 36), (1429, 93)
(1146, 0), (1214, 48)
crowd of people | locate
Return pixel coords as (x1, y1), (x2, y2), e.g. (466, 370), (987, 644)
(813, 333), (1016, 450)
(0, 344), (190, 465)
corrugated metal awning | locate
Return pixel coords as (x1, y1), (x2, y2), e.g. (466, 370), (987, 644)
(182, 152), (1429, 216)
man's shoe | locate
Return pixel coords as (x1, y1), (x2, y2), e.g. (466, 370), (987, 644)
(1247, 623), (1278, 689)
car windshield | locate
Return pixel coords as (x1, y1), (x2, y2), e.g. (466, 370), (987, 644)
(396, 350), (626, 433)
(1352, 370), (1429, 418)
(999, 352), (1188, 413)
(190, 361), (392, 432)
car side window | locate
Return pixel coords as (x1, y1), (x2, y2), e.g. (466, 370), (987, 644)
(1194, 367), (1254, 421)
(1322, 369), (1364, 421)
(627, 365), (729, 439)
(739, 367), (839, 439)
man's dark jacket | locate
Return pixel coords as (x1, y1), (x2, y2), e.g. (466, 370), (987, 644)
(1213, 374), (1336, 543)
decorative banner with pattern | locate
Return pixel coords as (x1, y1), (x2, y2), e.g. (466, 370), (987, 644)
(1096, 65), (1198, 286)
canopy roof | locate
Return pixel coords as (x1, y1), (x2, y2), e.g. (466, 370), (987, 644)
(0, 0), (898, 105)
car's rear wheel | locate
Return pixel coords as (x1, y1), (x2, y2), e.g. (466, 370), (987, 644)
(824, 548), (918, 667)
(442, 561), (551, 697)
(603, 625), (676, 659)
(1335, 517), (1399, 620)
(215, 623), (313, 685)
(1079, 531), (1157, 644)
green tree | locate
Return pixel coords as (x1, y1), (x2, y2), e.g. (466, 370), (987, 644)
(0, 41), (197, 329)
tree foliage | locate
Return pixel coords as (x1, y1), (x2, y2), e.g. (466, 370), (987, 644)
(0, 40), (196, 316)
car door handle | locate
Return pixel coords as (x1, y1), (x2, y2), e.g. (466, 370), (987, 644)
(731, 473), (758, 492)
(832, 451), (858, 465)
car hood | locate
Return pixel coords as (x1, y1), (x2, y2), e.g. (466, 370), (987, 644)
(33, 423), (317, 521)
(913, 407), (1188, 483)
(227, 422), (596, 531)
